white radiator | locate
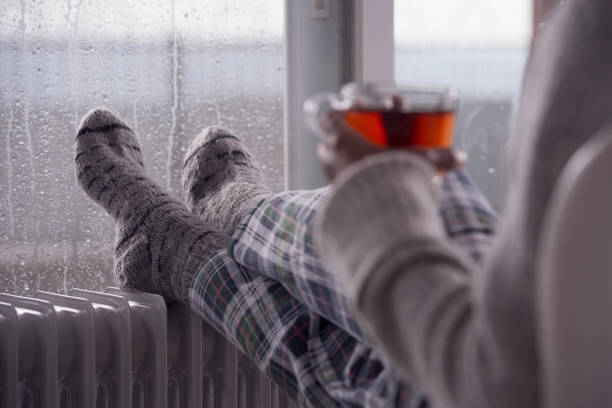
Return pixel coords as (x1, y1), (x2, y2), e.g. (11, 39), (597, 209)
(0, 288), (296, 408)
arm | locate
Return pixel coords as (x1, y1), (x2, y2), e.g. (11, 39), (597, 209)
(316, 152), (533, 408)
(314, 1), (612, 405)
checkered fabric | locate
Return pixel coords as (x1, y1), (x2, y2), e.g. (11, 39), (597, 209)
(189, 169), (497, 407)
(230, 169), (497, 341)
(189, 249), (425, 407)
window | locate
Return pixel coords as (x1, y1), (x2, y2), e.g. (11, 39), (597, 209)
(0, 0), (284, 295)
(394, 0), (532, 209)
(1, 1), (533, 295)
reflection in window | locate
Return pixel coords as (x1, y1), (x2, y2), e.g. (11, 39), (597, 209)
(0, 0), (284, 295)
(394, 0), (532, 209)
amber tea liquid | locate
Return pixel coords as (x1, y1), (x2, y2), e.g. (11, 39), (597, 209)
(343, 110), (455, 148)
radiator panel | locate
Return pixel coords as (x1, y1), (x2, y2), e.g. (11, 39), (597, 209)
(106, 288), (168, 408)
(0, 294), (58, 408)
(0, 301), (18, 407)
(0, 289), (299, 408)
(70, 289), (133, 408)
(36, 291), (97, 408)
(167, 303), (203, 408)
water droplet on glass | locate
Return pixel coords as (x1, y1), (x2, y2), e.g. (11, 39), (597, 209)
(488, 167), (495, 174)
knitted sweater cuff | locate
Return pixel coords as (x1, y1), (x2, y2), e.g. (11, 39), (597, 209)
(315, 151), (446, 326)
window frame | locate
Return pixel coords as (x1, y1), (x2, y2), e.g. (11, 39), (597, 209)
(283, 0), (394, 190)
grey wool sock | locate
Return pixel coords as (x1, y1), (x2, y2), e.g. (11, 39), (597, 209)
(181, 126), (271, 237)
(75, 108), (227, 304)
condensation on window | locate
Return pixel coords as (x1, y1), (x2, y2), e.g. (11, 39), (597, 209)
(0, 0), (284, 295)
(394, 0), (532, 210)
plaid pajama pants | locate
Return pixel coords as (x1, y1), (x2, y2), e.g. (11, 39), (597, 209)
(188, 170), (497, 407)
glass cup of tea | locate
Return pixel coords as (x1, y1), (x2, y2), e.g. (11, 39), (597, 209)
(304, 82), (465, 169)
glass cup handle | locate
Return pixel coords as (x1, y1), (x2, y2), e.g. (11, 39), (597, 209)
(303, 92), (336, 139)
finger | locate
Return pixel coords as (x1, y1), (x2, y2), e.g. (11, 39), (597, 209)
(317, 142), (339, 181)
(320, 111), (346, 145)
(334, 113), (362, 138)
(414, 148), (467, 171)
(322, 109), (346, 130)
(320, 110), (334, 133)
(322, 111), (364, 147)
(390, 95), (403, 111)
(316, 141), (336, 165)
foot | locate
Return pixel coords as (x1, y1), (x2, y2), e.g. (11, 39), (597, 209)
(75, 108), (227, 303)
(181, 126), (270, 236)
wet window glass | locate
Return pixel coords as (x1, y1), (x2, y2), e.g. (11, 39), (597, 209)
(0, 0), (284, 294)
(394, 0), (532, 209)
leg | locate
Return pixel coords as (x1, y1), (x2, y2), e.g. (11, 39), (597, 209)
(181, 126), (271, 237)
(76, 109), (424, 407)
(180, 127), (498, 341)
(188, 248), (427, 407)
(75, 108), (227, 303)
(181, 129), (364, 338)
(230, 187), (367, 339)
(231, 172), (497, 342)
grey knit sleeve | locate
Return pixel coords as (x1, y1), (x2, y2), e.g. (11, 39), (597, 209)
(315, 151), (535, 408)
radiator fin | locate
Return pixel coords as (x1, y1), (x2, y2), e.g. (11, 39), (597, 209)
(0, 289), (298, 408)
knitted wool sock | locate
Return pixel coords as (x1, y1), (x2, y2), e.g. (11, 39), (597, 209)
(181, 126), (271, 237)
(75, 108), (227, 303)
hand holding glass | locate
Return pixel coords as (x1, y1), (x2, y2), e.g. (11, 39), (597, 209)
(304, 82), (465, 170)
